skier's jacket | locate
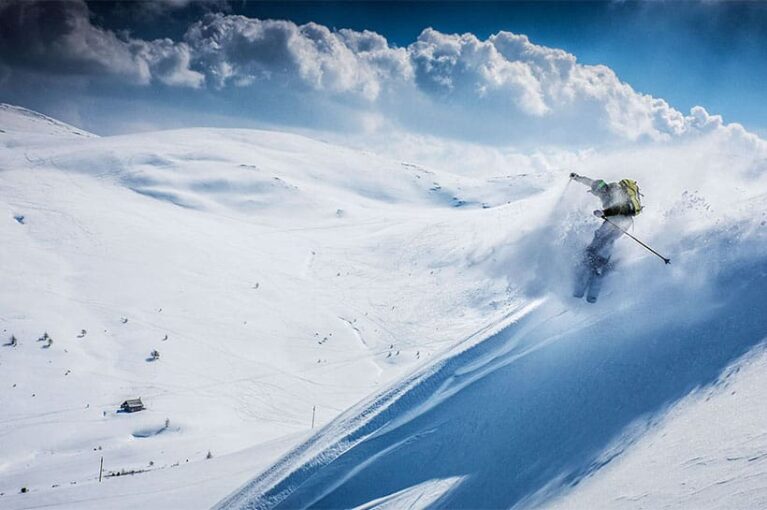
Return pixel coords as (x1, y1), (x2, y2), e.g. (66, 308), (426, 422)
(590, 178), (642, 217)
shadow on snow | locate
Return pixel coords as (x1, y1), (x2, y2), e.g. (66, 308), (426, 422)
(219, 255), (767, 510)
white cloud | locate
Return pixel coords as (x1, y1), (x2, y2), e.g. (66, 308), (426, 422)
(184, 14), (411, 100)
(180, 15), (746, 144)
(133, 39), (205, 88)
(0, 0), (203, 88)
(409, 28), (549, 116)
(0, 2), (762, 147)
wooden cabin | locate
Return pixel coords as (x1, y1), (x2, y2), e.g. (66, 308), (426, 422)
(120, 398), (145, 413)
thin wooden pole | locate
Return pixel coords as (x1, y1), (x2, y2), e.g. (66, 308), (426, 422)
(99, 456), (104, 482)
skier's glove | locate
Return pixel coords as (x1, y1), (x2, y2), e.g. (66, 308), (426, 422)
(593, 209), (605, 218)
(569, 172), (578, 179)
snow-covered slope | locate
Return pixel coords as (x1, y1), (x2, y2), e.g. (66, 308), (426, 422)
(545, 347), (767, 510)
(1, 103), (766, 509)
(0, 104), (522, 508)
(216, 245), (767, 509)
(213, 132), (767, 506)
(0, 103), (95, 145)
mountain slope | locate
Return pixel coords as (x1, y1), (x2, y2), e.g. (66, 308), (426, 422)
(217, 237), (767, 509)
(546, 346), (767, 510)
(0, 103), (95, 144)
(213, 126), (767, 507)
(0, 105), (520, 508)
(1, 104), (766, 509)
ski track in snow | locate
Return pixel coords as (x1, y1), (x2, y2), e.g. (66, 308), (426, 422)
(339, 317), (368, 348)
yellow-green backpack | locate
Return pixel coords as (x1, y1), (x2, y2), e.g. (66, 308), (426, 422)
(619, 179), (642, 215)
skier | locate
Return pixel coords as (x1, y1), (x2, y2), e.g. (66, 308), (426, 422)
(569, 172), (642, 303)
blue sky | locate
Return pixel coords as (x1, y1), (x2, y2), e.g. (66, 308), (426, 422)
(2, 1), (765, 141)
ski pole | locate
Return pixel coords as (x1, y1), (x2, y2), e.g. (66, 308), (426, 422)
(601, 216), (671, 265)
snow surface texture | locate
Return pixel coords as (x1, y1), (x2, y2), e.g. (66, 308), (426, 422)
(545, 349), (767, 510)
(1, 103), (766, 509)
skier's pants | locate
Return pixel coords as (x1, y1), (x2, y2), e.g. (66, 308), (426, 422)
(585, 215), (632, 264)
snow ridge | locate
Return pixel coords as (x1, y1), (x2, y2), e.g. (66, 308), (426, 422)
(215, 302), (536, 510)
(0, 103), (96, 139)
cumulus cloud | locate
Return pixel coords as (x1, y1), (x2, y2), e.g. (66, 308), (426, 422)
(0, 1), (760, 146)
(401, 28), (710, 143)
(132, 38), (204, 88)
(0, 0), (203, 87)
(409, 29), (548, 116)
(178, 15), (728, 143)
(184, 14), (411, 100)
